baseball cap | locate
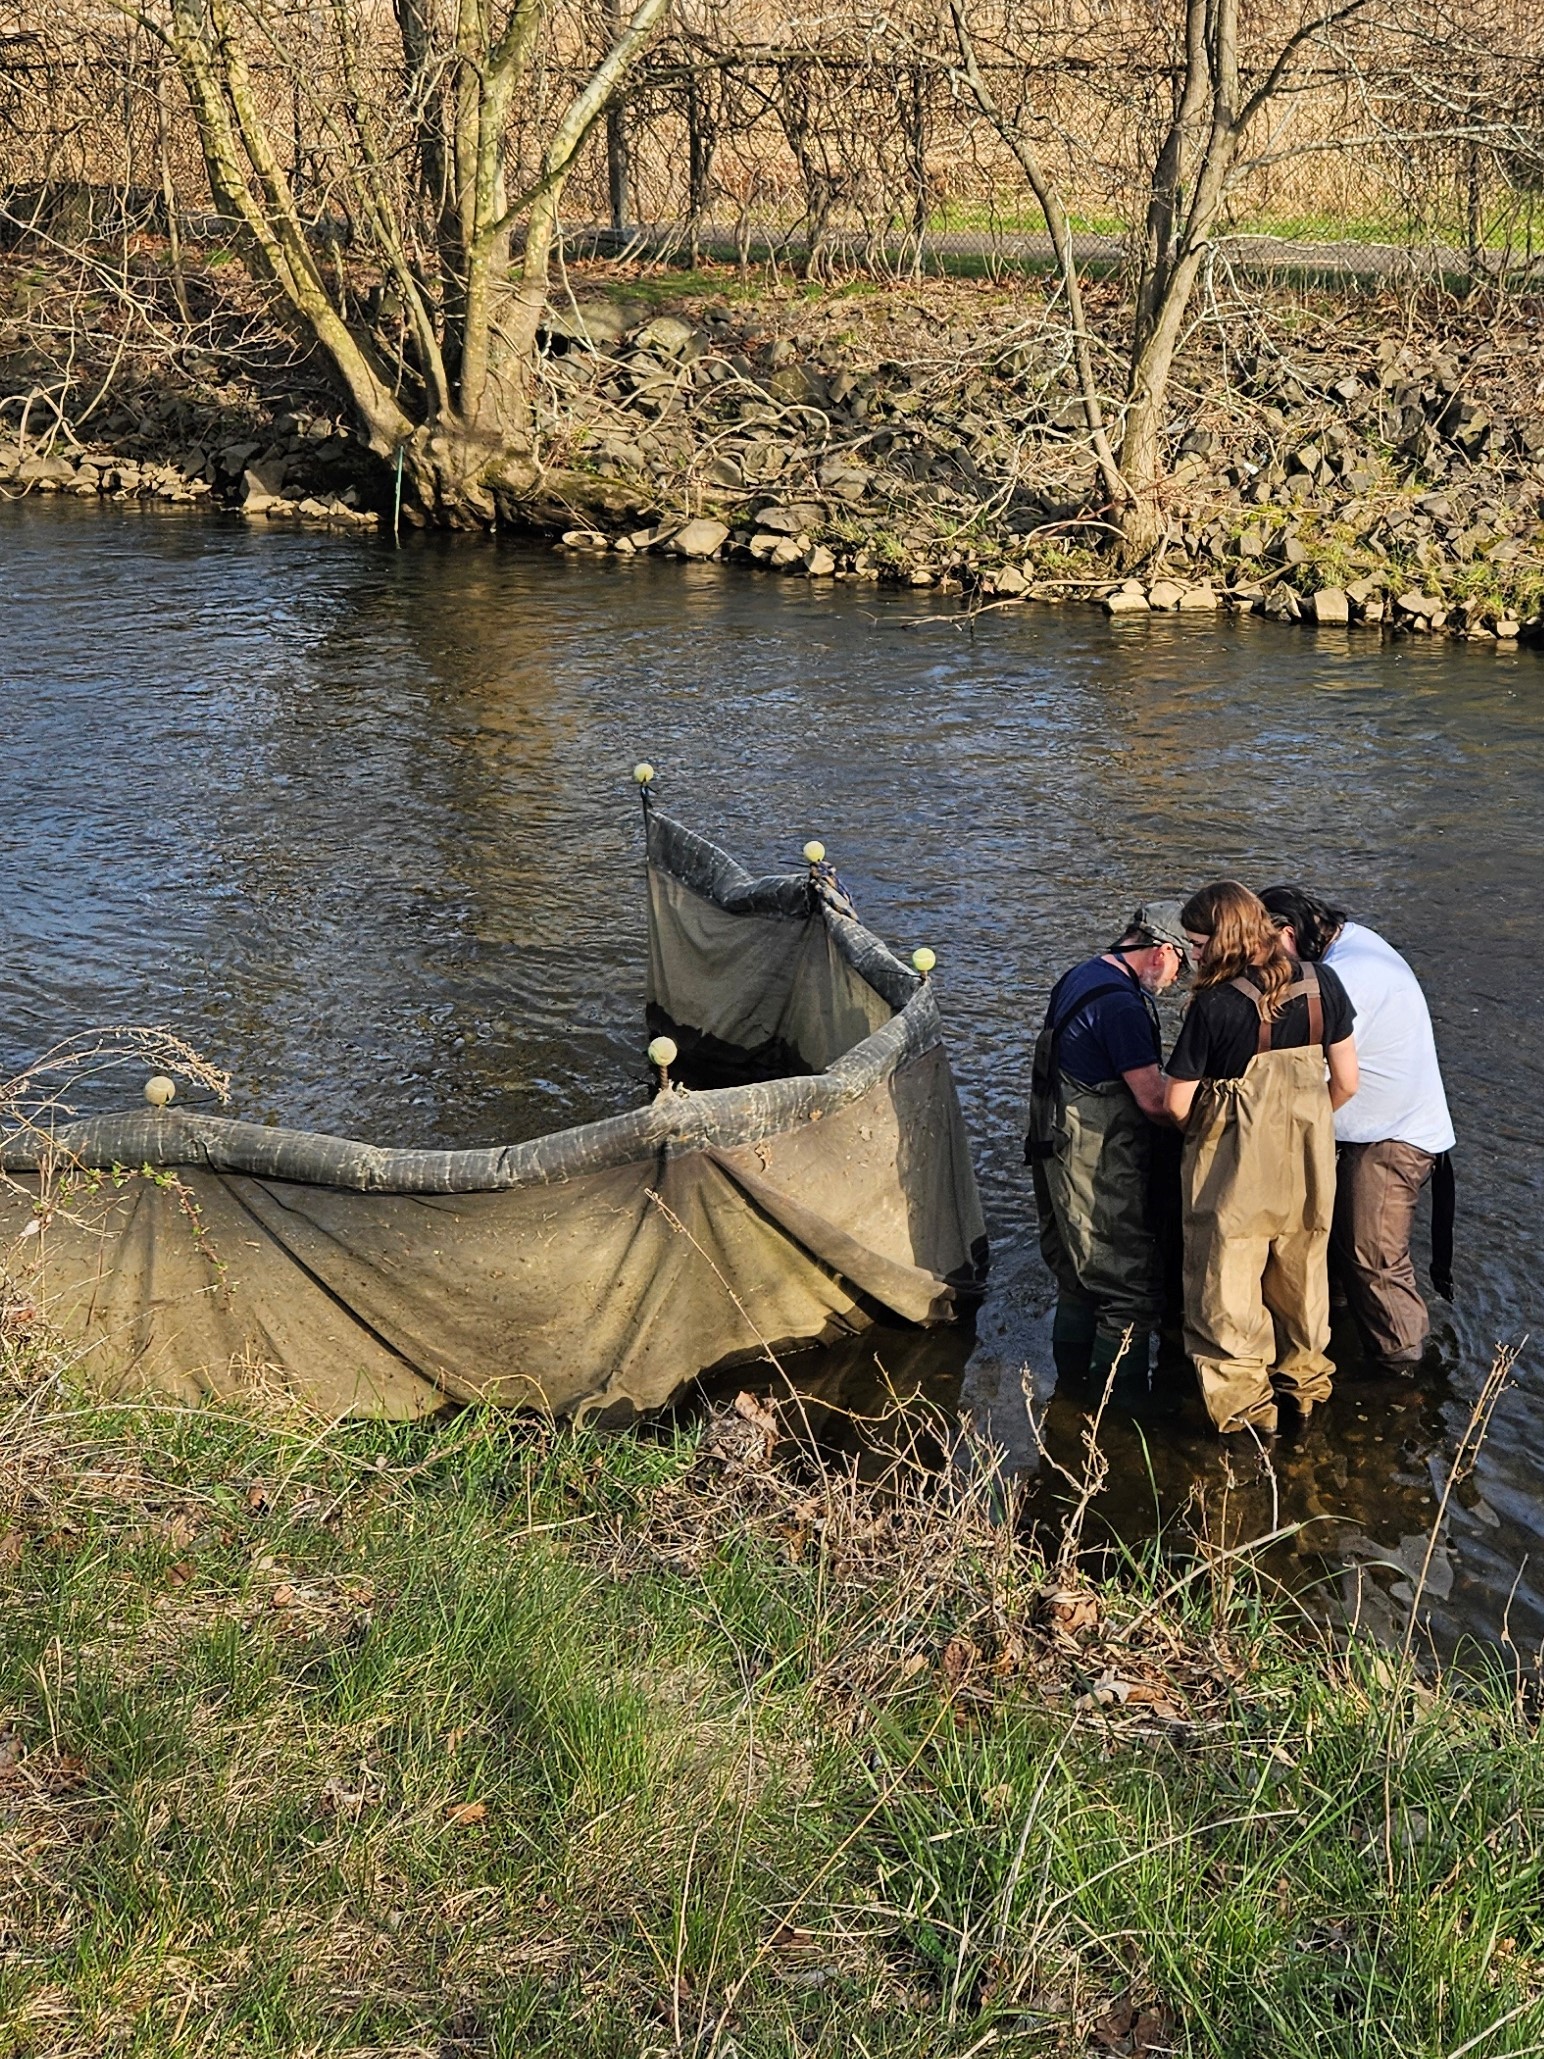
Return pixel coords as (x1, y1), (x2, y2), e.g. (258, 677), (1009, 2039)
(1118, 901), (1191, 963)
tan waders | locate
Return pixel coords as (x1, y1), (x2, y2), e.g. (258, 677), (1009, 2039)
(1182, 972), (1338, 1435)
(1031, 1073), (1164, 1376)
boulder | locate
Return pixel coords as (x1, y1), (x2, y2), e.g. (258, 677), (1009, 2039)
(14, 452), (76, 487)
(1177, 584), (1219, 611)
(1147, 579), (1185, 610)
(766, 365), (825, 408)
(1308, 587), (1351, 626)
(561, 529), (610, 551)
(770, 538), (805, 570)
(994, 564), (1029, 597)
(1395, 590), (1445, 621)
(242, 459), (287, 501)
(1495, 618), (1521, 640)
(1262, 584), (1303, 623)
(666, 518), (729, 560)
(803, 544), (836, 577)
(565, 300), (630, 347)
(1103, 588), (1151, 616)
(632, 315), (697, 359)
(753, 503), (823, 536)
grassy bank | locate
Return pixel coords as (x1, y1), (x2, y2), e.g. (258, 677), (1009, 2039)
(2, 1367), (1542, 2059)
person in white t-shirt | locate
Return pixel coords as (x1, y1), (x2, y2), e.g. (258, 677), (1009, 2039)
(1259, 885), (1455, 1371)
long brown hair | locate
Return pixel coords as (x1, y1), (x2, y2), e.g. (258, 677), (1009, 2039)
(1180, 880), (1295, 1016)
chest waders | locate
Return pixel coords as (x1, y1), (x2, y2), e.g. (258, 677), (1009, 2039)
(1026, 973), (1164, 1374)
(1181, 968), (1338, 1435)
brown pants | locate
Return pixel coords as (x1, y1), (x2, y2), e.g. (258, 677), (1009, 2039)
(1332, 1139), (1435, 1364)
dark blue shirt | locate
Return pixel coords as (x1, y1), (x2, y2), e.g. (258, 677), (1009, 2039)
(1045, 956), (1161, 1088)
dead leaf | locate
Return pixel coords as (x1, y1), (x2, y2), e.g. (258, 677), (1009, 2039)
(165, 1560), (195, 1588)
(444, 1800), (487, 1826)
(990, 1632), (1026, 1677)
(271, 1584), (296, 1608)
(0, 1529), (21, 1571)
(245, 1484), (269, 1513)
(769, 1924), (819, 1956)
(941, 1635), (978, 1686)
(1044, 1587), (1099, 1635)
(1091, 1993), (1136, 2048)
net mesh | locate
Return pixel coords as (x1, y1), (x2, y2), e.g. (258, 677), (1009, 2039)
(0, 804), (987, 1419)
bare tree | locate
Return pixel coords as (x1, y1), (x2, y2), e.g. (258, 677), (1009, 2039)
(947, 0), (1373, 555)
(119, 0), (671, 524)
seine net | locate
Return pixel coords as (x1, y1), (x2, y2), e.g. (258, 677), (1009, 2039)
(0, 803), (986, 1419)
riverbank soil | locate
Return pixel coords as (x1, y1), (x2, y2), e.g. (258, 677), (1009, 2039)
(4, 248), (1542, 639)
(2, 1364), (1542, 2057)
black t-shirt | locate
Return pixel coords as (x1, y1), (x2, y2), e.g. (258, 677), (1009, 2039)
(1167, 960), (1355, 1083)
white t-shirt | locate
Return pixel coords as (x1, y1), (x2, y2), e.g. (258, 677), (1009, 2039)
(1322, 922), (1455, 1153)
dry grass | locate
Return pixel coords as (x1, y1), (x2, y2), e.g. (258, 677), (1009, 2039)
(1, 1337), (1542, 2056)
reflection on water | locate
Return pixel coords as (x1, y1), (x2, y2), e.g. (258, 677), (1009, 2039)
(2, 496), (1541, 1652)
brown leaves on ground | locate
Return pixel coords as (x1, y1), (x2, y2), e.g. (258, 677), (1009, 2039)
(1090, 1991), (1180, 2055)
(593, 1398), (1243, 1737)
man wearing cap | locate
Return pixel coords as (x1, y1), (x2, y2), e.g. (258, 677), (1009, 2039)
(1026, 906), (1188, 1383)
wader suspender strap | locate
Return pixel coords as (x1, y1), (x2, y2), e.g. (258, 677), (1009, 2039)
(1023, 972), (1146, 1163)
(1228, 964), (1325, 1055)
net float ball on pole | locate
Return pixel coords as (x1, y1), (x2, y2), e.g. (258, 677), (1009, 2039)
(647, 1035), (677, 1095)
(911, 947), (937, 980)
(144, 1076), (177, 1108)
(802, 841), (825, 866)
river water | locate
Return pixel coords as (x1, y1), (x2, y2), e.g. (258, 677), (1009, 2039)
(3, 496), (1541, 1657)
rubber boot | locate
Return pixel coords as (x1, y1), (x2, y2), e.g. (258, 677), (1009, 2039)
(1090, 1320), (1151, 1405)
(1051, 1294), (1098, 1380)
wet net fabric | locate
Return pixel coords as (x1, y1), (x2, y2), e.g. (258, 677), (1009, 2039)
(0, 808), (987, 1419)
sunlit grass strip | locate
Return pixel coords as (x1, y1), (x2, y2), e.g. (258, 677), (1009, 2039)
(1, 1372), (1541, 2057)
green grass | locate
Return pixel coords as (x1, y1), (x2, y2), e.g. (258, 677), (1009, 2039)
(1, 1372), (1542, 2056)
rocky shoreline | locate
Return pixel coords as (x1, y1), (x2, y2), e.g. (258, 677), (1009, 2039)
(5, 266), (1543, 644)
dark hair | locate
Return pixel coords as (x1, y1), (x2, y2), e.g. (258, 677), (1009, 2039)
(1257, 884), (1347, 963)
(1179, 880), (1295, 1015)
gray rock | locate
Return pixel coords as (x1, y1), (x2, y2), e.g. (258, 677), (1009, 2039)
(1177, 584), (1219, 611)
(561, 529), (610, 551)
(565, 300), (630, 347)
(803, 544), (836, 577)
(667, 517), (729, 560)
(704, 456), (743, 490)
(753, 503), (823, 536)
(1308, 587), (1350, 625)
(994, 564), (1029, 597)
(766, 365), (826, 408)
(1263, 583), (1303, 622)
(1103, 588), (1151, 615)
(1148, 579), (1185, 610)
(632, 315), (697, 359)
(14, 453), (76, 487)
(243, 459), (287, 501)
